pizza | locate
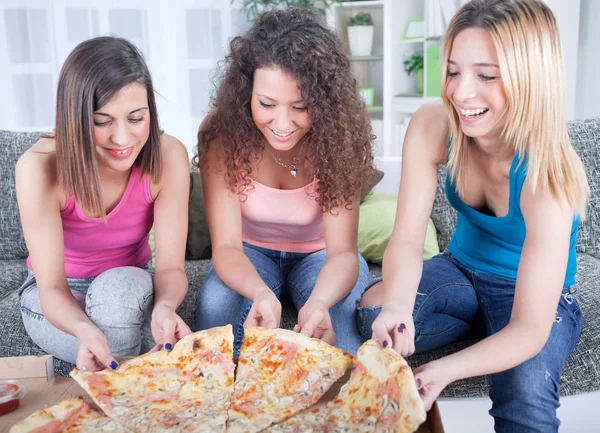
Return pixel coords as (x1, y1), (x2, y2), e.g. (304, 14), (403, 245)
(264, 339), (426, 433)
(70, 325), (235, 433)
(11, 328), (428, 433)
(8, 398), (129, 433)
(226, 327), (354, 433)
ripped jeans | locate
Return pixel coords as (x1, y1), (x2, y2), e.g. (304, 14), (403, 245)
(357, 250), (583, 433)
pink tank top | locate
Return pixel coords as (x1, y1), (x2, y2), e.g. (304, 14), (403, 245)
(26, 166), (154, 278)
(241, 179), (325, 253)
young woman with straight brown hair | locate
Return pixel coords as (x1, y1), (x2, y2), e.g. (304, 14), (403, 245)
(16, 36), (191, 372)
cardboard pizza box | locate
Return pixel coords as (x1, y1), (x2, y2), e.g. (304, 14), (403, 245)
(0, 355), (444, 433)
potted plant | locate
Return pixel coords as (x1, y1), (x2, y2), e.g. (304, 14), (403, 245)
(347, 12), (374, 57)
(231, 0), (343, 22)
(403, 52), (424, 94)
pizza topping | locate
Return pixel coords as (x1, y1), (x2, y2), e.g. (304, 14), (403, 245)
(14, 331), (426, 433)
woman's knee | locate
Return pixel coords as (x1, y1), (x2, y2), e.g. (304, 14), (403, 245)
(88, 266), (153, 303)
(86, 267), (154, 323)
(359, 280), (384, 307)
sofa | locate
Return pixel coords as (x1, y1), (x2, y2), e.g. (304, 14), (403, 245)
(1, 119), (599, 404)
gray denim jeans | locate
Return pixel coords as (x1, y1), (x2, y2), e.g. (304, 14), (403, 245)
(19, 264), (155, 364)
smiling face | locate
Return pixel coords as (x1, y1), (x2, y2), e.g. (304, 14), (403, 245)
(92, 82), (150, 173)
(446, 27), (507, 142)
(251, 67), (311, 152)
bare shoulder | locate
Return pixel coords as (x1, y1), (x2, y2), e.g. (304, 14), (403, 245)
(404, 100), (449, 165)
(17, 137), (58, 187)
(411, 100), (449, 139)
(521, 177), (573, 222)
(159, 133), (189, 170)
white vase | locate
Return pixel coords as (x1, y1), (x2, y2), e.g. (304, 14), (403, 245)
(348, 26), (374, 57)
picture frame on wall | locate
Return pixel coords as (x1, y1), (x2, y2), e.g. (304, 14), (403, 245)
(358, 88), (375, 107)
(404, 19), (425, 40)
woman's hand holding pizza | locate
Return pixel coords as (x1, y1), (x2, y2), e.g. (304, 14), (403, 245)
(413, 360), (453, 411)
(371, 301), (416, 357)
(75, 321), (119, 372)
(150, 304), (192, 351)
(244, 287), (281, 329)
(295, 301), (336, 345)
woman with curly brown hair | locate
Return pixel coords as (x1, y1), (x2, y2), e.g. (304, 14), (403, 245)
(194, 8), (374, 354)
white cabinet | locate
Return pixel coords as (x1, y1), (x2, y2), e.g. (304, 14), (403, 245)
(327, 0), (463, 195)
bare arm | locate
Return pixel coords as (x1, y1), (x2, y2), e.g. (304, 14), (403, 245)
(369, 101), (449, 352)
(415, 177), (574, 409)
(16, 143), (117, 369)
(294, 197), (362, 343)
(309, 201), (360, 307)
(382, 102), (449, 309)
(202, 147), (271, 301)
(150, 134), (192, 347)
(201, 140), (281, 328)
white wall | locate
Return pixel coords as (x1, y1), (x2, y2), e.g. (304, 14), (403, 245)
(544, 0), (580, 121)
(575, 0), (600, 120)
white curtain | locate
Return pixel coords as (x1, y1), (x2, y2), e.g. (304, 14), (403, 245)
(0, 0), (251, 156)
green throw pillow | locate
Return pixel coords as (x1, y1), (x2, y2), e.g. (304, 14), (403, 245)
(149, 226), (156, 267)
(358, 193), (439, 263)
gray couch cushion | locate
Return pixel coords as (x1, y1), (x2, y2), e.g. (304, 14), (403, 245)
(431, 165), (456, 251)
(0, 259), (29, 300)
(569, 118), (600, 258)
(0, 130), (42, 260)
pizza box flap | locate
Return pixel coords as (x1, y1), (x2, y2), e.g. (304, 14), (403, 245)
(0, 355), (84, 433)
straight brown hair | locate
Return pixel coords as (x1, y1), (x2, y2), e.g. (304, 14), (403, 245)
(53, 36), (162, 218)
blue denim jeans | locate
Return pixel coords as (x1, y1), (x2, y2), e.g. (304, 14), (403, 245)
(357, 251), (583, 433)
(20, 265), (155, 364)
(195, 243), (371, 355)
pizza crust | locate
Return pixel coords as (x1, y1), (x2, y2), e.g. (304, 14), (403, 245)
(8, 398), (129, 433)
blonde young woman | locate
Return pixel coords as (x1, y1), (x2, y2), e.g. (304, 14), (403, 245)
(357, 0), (589, 431)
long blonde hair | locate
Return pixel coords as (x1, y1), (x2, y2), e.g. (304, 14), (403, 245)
(441, 0), (589, 218)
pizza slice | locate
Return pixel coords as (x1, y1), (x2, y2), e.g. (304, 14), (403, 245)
(70, 325), (235, 433)
(226, 327), (354, 433)
(264, 340), (426, 433)
(9, 398), (129, 433)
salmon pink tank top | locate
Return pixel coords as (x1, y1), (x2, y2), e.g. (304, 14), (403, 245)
(240, 180), (325, 253)
(26, 166), (154, 278)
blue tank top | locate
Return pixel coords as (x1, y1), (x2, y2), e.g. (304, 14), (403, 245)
(446, 153), (578, 286)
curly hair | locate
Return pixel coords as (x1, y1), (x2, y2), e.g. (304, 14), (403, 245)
(197, 7), (374, 212)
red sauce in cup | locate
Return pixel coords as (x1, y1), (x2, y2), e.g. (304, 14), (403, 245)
(0, 380), (26, 416)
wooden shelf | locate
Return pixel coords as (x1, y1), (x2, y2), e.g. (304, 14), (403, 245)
(337, 1), (384, 7)
(367, 105), (384, 113)
(399, 38), (425, 44)
(350, 55), (384, 61)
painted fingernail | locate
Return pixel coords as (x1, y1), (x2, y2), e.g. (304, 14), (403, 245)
(382, 340), (388, 348)
(417, 378), (422, 388)
(165, 343), (172, 350)
(110, 361), (118, 370)
(398, 323), (406, 333)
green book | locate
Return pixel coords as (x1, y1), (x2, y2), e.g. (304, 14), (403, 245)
(426, 45), (441, 97)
